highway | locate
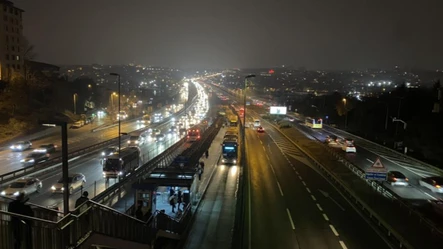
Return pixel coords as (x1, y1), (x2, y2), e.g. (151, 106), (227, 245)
(0, 90), (189, 176)
(244, 115), (390, 249)
(22, 124), (181, 211)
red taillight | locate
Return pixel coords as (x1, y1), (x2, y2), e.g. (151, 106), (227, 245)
(187, 136), (189, 138)
(197, 136), (200, 139)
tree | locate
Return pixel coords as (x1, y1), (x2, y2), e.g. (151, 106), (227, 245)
(335, 98), (354, 117)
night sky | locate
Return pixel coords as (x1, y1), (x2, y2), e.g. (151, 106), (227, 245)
(14, 0), (443, 69)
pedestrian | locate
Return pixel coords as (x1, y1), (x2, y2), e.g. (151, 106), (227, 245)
(197, 166), (203, 180)
(135, 200), (144, 220)
(169, 187), (175, 197)
(177, 190), (183, 210)
(75, 191), (89, 214)
(169, 194), (177, 213)
(205, 150), (209, 158)
(199, 161), (205, 171)
(8, 193), (33, 249)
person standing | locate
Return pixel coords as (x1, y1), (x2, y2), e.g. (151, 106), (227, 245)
(177, 190), (183, 210)
(169, 194), (177, 213)
(197, 166), (203, 180)
(135, 200), (144, 220)
(8, 193), (34, 249)
(75, 191), (89, 213)
(205, 150), (209, 158)
(199, 161), (205, 172)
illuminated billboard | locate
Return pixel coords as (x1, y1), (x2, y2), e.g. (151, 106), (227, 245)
(270, 106), (287, 115)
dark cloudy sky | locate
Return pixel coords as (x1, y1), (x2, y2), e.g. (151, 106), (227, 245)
(14, 0), (443, 69)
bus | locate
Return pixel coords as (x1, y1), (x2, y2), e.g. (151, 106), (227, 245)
(187, 123), (208, 142)
(305, 117), (323, 129)
(222, 139), (238, 164)
(229, 115), (238, 127)
(102, 147), (140, 180)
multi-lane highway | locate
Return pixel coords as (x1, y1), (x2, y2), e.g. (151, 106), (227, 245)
(244, 114), (391, 249)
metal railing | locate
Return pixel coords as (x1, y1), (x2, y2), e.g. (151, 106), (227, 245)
(0, 96), (198, 188)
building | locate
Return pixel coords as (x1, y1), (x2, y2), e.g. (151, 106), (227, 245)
(26, 60), (60, 79)
(0, 0), (24, 81)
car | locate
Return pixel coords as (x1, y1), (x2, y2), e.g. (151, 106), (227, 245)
(10, 141), (32, 151)
(34, 144), (57, 153)
(327, 139), (342, 148)
(70, 121), (83, 129)
(342, 144), (357, 153)
(325, 135), (337, 144)
(170, 126), (177, 133)
(20, 152), (50, 166)
(155, 134), (165, 142)
(51, 173), (86, 194)
(257, 126), (265, 133)
(387, 171), (409, 186)
(152, 129), (161, 135)
(101, 146), (119, 157)
(419, 176), (443, 193)
(1, 177), (42, 197)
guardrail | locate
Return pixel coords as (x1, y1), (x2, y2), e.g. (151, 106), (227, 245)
(258, 116), (415, 249)
(323, 125), (443, 174)
(0, 95), (198, 188)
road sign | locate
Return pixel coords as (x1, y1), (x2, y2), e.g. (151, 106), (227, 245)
(365, 157), (387, 181)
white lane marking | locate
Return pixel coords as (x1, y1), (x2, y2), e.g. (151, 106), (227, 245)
(306, 187), (311, 193)
(277, 181), (284, 196)
(260, 140), (263, 145)
(316, 204), (323, 211)
(339, 241), (348, 249)
(295, 171), (299, 175)
(424, 192), (438, 200)
(298, 175), (302, 180)
(329, 225), (339, 236)
(270, 164), (276, 174)
(311, 195), (317, 201)
(322, 213), (329, 221)
(366, 158), (374, 163)
(286, 208), (295, 230)
(266, 154), (270, 161)
(262, 145), (266, 151)
(302, 181), (306, 186)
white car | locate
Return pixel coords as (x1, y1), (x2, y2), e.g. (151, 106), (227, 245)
(10, 141), (32, 151)
(51, 173), (86, 194)
(1, 177), (42, 197)
(419, 177), (443, 193)
(342, 144), (357, 153)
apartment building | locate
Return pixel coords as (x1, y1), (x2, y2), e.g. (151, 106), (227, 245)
(0, 0), (24, 81)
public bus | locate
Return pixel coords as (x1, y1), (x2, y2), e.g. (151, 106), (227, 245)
(102, 147), (140, 180)
(222, 138), (238, 164)
(229, 115), (238, 127)
(187, 124), (208, 142)
(305, 117), (323, 129)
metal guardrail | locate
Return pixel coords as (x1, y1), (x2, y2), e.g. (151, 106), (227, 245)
(0, 95), (198, 188)
(258, 117), (415, 249)
(323, 125), (443, 174)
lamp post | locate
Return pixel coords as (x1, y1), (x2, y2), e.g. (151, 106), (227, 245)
(342, 98), (348, 129)
(39, 121), (69, 215)
(73, 93), (78, 114)
(110, 73), (121, 154)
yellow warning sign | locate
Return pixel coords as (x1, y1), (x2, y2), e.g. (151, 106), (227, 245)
(371, 158), (385, 169)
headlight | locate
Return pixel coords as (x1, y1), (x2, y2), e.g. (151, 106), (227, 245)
(10, 146), (14, 149)
(51, 186), (55, 190)
(13, 192), (19, 196)
(135, 141), (139, 144)
(118, 171), (123, 176)
(101, 152), (105, 156)
(20, 159), (25, 162)
(233, 160), (237, 163)
(61, 187), (64, 191)
(0, 191), (5, 195)
(29, 159), (35, 163)
(127, 141), (131, 144)
(17, 145), (22, 149)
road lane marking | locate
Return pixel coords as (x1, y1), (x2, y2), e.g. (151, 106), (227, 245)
(306, 187), (311, 193)
(424, 192), (438, 200)
(339, 241), (348, 249)
(277, 181), (284, 196)
(322, 213), (329, 221)
(270, 164), (276, 174)
(329, 225), (339, 236)
(266, 154), (270, 161)
(316, 204), (323, 211)
(286, 208), (295, 230)
(311, 195), (317, 201)
(295, 171), (299, 175)
(298, 175), (302, 180)
(262, 145), (266, 151)
(260, 140), (263, 145)
(366, 158), (374, 163)
(301, 181), (306, 186)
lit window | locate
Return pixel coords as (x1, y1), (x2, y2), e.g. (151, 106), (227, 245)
(16, 55), (20, 61)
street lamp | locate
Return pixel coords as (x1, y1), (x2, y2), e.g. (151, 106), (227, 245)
(110, 73), (121, 154)
(39, 121), (69, 215)
(342, 98), (348, 129)
(73, 93), (78, 114)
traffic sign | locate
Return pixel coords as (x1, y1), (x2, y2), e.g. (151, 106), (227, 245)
(365, 157), (387, 181)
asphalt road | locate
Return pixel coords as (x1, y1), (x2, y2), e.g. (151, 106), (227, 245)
(245, 122), (391, 249)
(19, 123), (183, 212)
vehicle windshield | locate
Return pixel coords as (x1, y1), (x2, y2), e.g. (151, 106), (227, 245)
(58, 177), (73, 183)
(104, 158), (121, 171)
(10, 182), (26, 188)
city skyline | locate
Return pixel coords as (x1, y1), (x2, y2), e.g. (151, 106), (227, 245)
(14, 0), (443, 70)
